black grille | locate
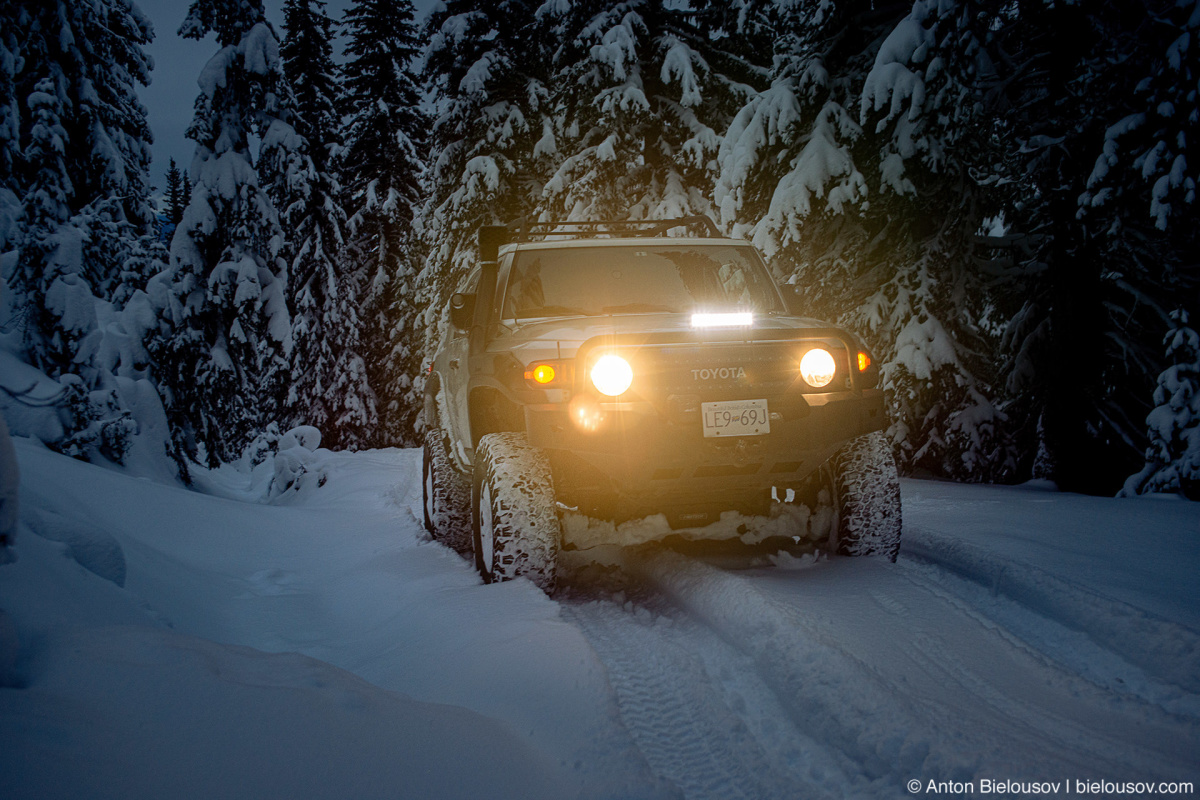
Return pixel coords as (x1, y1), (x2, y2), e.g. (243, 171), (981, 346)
(632, 341), (846, 401)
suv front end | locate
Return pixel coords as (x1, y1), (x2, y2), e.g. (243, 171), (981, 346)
(423, 219), (902, 592)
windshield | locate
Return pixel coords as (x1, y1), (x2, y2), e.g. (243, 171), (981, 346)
(502, 244), (784, 320)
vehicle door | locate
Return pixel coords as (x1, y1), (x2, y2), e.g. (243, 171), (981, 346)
(440, 268), (479, 461)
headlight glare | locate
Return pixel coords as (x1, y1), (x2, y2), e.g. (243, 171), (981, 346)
(590, 354), (633, 396)
(799, 348), (836, 388)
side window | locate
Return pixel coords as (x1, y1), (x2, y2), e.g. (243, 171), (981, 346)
(461, 267), (481, 294)
(494, 253), (514, 321)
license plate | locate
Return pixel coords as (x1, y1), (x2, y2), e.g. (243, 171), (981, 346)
(701, 399), (770, 438)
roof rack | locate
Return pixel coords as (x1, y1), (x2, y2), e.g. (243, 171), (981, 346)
(507, 215), (722, 242)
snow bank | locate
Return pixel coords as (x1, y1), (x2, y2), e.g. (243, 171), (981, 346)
(3, 584), (571, 800)
(0, 438), (671, 800)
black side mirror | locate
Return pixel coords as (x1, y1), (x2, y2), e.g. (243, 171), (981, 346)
(450, 292), (476, 331)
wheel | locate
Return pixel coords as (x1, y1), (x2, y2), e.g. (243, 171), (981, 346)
(829, 431), (902, 560)
(422, 429), (472, 553)
(471, 432), (559, 592)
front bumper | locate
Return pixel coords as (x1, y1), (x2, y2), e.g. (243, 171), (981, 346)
(525, 388), (886, 518)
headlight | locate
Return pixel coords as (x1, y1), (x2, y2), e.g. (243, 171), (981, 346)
(590, 354), (633, 396)
(799, 348), (836, 388)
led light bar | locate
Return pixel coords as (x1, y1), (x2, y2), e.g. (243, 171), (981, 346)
(691, 312), (754, 329)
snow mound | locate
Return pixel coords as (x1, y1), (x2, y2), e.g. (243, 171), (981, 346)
(22, 502), (126, 587)
(269, 425), (329, 500)
(2, 623), (575, 800)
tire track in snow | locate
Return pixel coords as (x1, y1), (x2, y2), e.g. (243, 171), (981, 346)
(885, 558), (1200, 774)
(630, 552), (1200, 787)
(903, 527), (1200, 694)
(563, 589), (878, 800)
(892, 554), (1200, 722)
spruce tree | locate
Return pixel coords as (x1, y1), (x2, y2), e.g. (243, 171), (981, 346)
(540, 0), (734, 223)
(0, 5), (23, 250)
(981, 0), (1198, 493)
(11, 77), (76, 376)
(710, 0), (1012, 481)
(165, 159), (185, 226)
(855, 0), (1012, 481)
(418, 0), (552, 390)
(283, 0), (377, 450)
(62, 0), (157, 233)
(3, 0), (161, 466)
(8, 0), (159, 364)
(341, 0), (425, 445)
(157, 0), (300, 467)
(1123, 310), (1200, 498)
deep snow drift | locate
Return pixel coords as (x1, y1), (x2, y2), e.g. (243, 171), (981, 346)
(1, 436), (1198, 799)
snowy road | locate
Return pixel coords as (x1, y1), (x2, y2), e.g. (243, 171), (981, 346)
(564, 552), (1199, 799)
(3, 440), (1199, 799)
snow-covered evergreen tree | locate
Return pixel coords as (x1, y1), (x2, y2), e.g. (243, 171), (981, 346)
(419, 0), (550, 308)
(1, 0), (166, 467)
(539, 0), (737, 222)
(282, 0), (378, 450)
(62, 0), (157, 234)
(0, 5), (23, 251)
(1123, 310), (1200, 499)
(713, 0), (866, 248)
(339, 0), (426, 445)
(854, 0), (1012, 481)
(155, 0), (298, 467)
(10, 77), (77, 377)
(1083, 0), (1199, 232)
(7, 0), (159, 335)
(2, 0), (156, 231)
(712, 0), (1012, 481)
(418, 0), (756, 432)
(983, 0), (1198, 493)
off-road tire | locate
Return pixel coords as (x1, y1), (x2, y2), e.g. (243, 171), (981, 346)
(830, 431), (902, 561)
(471, 432), (559, 592)
(422, 429), (472, 553)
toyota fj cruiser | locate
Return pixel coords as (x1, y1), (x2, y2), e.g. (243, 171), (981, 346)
(423, 217), (901, 592)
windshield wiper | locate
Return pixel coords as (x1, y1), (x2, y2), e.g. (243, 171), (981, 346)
(599, 303), (678, 314)
(515, 305), (592, 318)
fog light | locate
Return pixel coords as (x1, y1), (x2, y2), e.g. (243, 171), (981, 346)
(569, 396), (605, 432)
(591, 354), (633, 396)
(800, 348), (836, 388)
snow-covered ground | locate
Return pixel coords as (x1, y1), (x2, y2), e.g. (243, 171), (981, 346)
(1, 437), (1198, 799)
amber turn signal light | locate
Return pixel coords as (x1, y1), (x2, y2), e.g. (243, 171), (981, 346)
(524, 360), (572, 389)
(857, 352), (871, 372)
